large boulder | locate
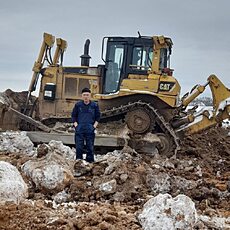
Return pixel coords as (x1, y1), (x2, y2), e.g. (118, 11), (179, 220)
(0, 131), (35, 156)
(0, 161), (28, 204)
(138, 193), (197, 230)
(22, 150), (74, 193)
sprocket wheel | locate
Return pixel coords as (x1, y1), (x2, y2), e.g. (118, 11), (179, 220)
(126, 109), (153, 134)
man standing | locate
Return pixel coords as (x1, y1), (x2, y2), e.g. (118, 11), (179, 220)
(71, 88), (100, 163)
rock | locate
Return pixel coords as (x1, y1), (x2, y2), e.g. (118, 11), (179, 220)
(73, 160), (93, 177)
(104, 164), (116, 175)
(113, 192), (125, 202)
(102, 150), (134, 176)
(99, 179), (117, 195)
(0, 161), (28, 204)
(103, 151), (123, 175)
(195, 165), (202, 177)
(91, 164), (106, 176)
(22, 152), (74, 193)
(37, 143), (49, 158)
(162, 159), (175, 169)
(52, 190), (70, 204)
(0, 131), (35, 156)
(176, 159), (194, 171)
(138, 193), (197, 230)
(146, 172), (171, 193)
(152, 164), (161, 169)
(120, 173), (128, 182)
(173, 176), (197, 191)
(184, 166), (194, 172)
(198, 215), (230, 229)
(36, 141), (75, 160)
(48, 140), (75, 160)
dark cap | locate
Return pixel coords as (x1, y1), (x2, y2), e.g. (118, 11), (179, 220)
(81, 87), (91, 93)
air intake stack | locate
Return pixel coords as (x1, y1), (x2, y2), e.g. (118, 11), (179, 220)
(80, 39), (91, 66)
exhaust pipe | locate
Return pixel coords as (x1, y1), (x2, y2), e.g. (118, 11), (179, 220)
(80, 39), (91, 66)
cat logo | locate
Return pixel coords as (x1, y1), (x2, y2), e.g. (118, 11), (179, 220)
(159, 82), (175, 91)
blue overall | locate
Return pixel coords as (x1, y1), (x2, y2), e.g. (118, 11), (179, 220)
(71, 101), (100, 162)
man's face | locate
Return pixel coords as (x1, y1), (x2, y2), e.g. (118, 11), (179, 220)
(82, 92), (91, 103)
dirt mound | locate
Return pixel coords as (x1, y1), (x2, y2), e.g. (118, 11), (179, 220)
(0, 89), (37, 130)
(178, 127), (230, 217)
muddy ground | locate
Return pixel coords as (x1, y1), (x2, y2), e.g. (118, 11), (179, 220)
(0, 89), (230, 229)
(0, 126), (229, 229)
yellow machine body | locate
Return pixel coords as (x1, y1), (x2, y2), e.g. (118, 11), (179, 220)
(36, 34), (181, 122)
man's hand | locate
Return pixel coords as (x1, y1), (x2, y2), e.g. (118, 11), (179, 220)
(73, 122), (78, 128)
(93, 121), (98, 129)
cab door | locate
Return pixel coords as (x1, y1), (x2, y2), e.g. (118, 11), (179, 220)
(103, 40), (127, 94)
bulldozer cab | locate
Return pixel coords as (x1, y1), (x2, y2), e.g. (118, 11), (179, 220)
(101, 36), (169, 94)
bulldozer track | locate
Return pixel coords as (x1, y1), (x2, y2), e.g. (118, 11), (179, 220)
(101, 101), (180, 154)
(40, 101), (180, 154)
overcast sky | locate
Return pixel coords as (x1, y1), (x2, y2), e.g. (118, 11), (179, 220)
(0, 0), (229, 97)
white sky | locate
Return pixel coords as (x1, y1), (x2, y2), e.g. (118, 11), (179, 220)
(0, 0), (229, 97)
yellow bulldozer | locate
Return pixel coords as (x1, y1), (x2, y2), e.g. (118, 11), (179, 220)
(0, 32), (229, 154)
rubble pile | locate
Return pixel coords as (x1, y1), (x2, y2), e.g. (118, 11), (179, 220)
(0, 126), (230, 229)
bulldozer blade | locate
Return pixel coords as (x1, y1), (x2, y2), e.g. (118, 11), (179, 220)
(26, 131), (126, 147)
(8, 107), (52, 132)
(25, 131), (160, 155)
